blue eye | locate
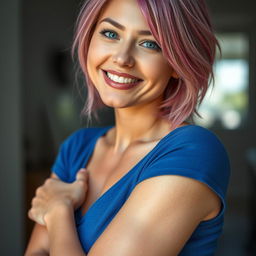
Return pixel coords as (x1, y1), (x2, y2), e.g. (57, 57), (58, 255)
(142, 41), (161, 51)
(100, 29), (118, 39)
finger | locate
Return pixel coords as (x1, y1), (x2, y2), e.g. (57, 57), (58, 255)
(28, 208), (34, 221)
(35, 186), (43, 196)
(28, 208), (45, 226)
(31, 197), (37, 207)
(76, 168), (88, 182)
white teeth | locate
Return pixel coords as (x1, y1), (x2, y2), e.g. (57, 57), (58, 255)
(106, 72), (139, 84)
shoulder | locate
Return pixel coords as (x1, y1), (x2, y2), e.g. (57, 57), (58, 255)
(58, 126), (113, 162)
(61, 126), (110, 150)
(139, 124), (230, 201)
(170, 124), (226, 147)
(51, 126), (111, 181)
(162, 125), (230, 166)
(64, 127), (104, 143)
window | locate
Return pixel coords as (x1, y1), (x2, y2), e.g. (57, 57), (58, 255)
(195, 33), (249, 129)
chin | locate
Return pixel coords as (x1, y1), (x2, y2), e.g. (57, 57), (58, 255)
(103, 102), (129, 109)
(99, 94), (128, 107)
(101, 98), (132, 109)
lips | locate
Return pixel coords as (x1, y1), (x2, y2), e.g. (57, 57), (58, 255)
(104, 69), (143, 81)
(102, 70), (143, 90)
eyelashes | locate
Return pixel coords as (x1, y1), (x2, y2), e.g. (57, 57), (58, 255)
(100, 29), (118, 39)
(99, 29), (161, 52)
(142, 41), (161, 51)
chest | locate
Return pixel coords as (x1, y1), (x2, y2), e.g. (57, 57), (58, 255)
(80, 139), (159, 216)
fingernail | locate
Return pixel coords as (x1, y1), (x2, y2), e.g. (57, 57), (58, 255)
(80, 168), (86, 172)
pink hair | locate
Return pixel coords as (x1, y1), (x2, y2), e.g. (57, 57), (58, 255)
(72, 0), (220, 127)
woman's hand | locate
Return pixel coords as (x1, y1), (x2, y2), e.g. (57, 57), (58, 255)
(28, 169), (88, 226)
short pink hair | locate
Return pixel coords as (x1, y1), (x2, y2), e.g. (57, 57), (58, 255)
(72, 0), (220, 127)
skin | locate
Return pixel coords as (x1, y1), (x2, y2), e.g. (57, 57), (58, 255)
(25, 0), (221, 255)
(87, 1), (175, 112)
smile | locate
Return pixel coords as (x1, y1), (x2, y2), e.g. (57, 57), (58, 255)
(106, 72), (139, 84)
(102, 70), (143, 90)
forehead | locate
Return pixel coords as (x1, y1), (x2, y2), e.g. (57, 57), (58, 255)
(97, 0), (149, 30)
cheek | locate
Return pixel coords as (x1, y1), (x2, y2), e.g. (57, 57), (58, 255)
(144, 57), (172, 86)
(87, 37), (109, 82)
(87, 40), (100, 70)
(86, 39), (101, 81)
(87, 36), (110, 67)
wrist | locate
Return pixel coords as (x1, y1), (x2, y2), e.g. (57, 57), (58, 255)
(44, 203), (74, 228)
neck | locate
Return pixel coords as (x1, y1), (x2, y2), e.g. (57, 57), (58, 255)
(106, 104), (173, 153)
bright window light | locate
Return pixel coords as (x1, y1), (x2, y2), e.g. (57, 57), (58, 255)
(195, 33), (249, 129)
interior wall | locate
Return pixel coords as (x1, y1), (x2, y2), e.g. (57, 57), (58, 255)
(22, 0), (81, 168)
(0, 0), (24, 255)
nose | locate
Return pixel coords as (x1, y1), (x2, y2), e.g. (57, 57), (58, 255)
(112, 44), (135, 68)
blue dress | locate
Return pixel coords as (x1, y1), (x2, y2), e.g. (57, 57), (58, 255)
(52, 125), (230, 255)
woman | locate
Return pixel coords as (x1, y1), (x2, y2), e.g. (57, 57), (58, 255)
(25, 0), (230, 255)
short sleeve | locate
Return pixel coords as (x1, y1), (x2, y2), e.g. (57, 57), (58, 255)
(51, 132), (77, 182)
(51, 128), (96, 182)
(137, 126), (230, 218)
(51, 127), (111, 183)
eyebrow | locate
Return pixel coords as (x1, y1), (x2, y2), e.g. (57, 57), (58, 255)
(99, 18), (152, 36)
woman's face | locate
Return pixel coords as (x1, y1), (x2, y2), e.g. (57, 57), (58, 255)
(87, 0), (176, 109)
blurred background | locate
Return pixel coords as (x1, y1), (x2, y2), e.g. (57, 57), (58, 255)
(0, 0), (256, 255)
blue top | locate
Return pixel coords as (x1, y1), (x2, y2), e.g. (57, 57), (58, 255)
(52, 125), (230, 256)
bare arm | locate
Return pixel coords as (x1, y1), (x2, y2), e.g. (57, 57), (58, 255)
(24, 223), (49, 256)
(25, 173), (73, 256)
(87, 175), (221, 256)
(25, 204), (87, 256)
(25, 173), (58, 256)
(25, 172), (220, 256)
(44, 204), (86, 256)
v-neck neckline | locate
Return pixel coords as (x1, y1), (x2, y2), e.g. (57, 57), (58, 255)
(78, 124), (193, 220)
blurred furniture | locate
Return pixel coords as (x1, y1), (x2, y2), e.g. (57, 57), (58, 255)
(246, 148), (256, 254)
